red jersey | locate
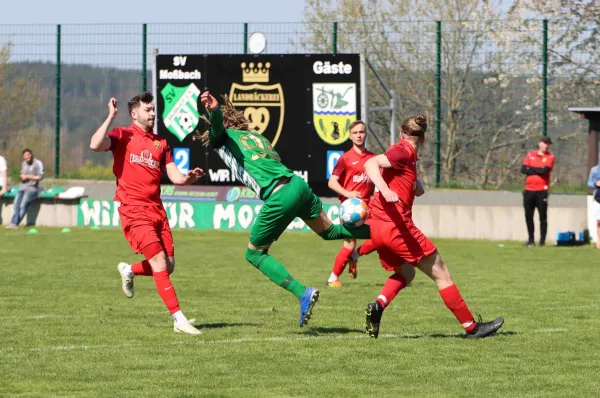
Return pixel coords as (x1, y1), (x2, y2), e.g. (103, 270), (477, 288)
(369, 141), (418, 222)
(522, 150), (554, 191)
(109, 124), (174, 206)
(331, 147), (375, 203)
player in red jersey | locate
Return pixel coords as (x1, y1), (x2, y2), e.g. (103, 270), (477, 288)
(90, 92), (204, 335)
(326, 120), (377, 287)
(362, 114), (504, 339)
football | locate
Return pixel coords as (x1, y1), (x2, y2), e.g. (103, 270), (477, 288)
(339, 197), (369, 228)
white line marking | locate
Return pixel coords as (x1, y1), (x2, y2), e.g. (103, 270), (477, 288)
(4, 326), (598, 354)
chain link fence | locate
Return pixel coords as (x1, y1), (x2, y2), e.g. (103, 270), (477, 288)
(0, 21), (595, 190)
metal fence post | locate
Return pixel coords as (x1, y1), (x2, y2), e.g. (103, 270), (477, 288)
(55, 24), (61, 177)
(142, 23), (147, 92)
(435, 21), (442, 187)
(243, 23), (248, 54)
(332, 22), (338, 54)
(542, 19), (548, 137)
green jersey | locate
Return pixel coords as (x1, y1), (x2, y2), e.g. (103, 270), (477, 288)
(209, 107), (295, 200)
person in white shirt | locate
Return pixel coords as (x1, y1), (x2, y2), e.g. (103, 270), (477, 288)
(0, 155), (7, 196)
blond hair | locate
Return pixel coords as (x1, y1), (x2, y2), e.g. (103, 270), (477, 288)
(349, 120), (366, 131)
(401, 114), (427, 136)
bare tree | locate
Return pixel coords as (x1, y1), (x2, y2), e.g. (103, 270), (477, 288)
(0, 42), (44, 177)
(302, 0), (552, 188)
(507, 0), (600, 185)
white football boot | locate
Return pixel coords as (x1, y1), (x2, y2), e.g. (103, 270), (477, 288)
(117, 262), (134, 298)
(174, 318), (201, 335)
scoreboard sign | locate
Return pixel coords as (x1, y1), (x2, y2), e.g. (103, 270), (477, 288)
(155, 54), (361, 197)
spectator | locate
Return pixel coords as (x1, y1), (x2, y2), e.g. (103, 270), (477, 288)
(521, 137), (555, 247)
(587, 153), (600, 249)
(0, 154), (6, 196)
(6, 149), (44, 229)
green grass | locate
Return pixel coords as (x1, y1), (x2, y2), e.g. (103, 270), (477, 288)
(1, 228), (599, 397)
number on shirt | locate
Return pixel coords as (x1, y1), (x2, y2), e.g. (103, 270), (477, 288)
(240, 134), (280, 161)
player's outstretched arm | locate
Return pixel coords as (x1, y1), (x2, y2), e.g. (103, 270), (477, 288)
(165, 163), (205, 185)
(90, 98), (118, 152)
(364, 155), (398, 203)
(200, 91), (227, 146)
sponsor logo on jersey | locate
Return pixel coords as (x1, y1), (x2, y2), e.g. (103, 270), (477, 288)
(352, 173), (370, 183)
(130, 149), (160, 169)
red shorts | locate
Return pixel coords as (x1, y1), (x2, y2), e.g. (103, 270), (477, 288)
(118, 205), (174, 258)
(370, 217), (436, 270)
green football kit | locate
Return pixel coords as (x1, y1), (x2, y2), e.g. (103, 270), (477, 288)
(208, 106), (369, 315)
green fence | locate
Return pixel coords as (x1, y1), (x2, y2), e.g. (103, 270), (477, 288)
(0, 21), (596, 190)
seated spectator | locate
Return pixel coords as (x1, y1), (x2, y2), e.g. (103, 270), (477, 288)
(0, 154), (6, 196)
(6, 149), (44, 229)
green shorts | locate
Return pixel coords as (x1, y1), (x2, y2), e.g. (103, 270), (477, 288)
(249, 175), (323, 248)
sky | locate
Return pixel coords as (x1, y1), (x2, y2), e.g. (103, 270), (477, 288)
(0, 0), (306, 24)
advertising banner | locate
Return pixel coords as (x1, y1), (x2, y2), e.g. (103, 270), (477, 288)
(78, 199), (341, 232)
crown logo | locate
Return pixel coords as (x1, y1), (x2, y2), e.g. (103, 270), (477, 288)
(241, 62), (270, 83)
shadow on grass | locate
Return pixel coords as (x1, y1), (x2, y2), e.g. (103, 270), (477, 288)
(195, 322), (263, 329)
(388, 330), (518, 339)
(300, 326), (364, 335)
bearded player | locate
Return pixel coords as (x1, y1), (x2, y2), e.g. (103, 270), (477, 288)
(197, 91), (371, 327)
(326, 120), (376, 287)
(90, 92), (204, 335)
(363, 114), (504, 339)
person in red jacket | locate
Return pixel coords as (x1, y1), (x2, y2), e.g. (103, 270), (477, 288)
(326, 120), (376, 287)
(521, 137), (555, 247)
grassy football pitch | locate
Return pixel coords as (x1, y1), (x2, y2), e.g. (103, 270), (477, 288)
(1, 228), (599, 397)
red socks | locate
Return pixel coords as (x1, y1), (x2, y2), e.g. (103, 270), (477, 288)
(439, 284), (476, 331)
(132, 260), (153, 276)
(332, 247), (353, 276)
(358, 240), (376, 256)
(376, 273), (407, 308)
(153, 270), (180, 314)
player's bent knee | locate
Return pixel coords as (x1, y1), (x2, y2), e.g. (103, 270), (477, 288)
(167, 257), (175, 275)
(343, 239), (357, 249)
(245, 248), (265, 269)
(146, 249), (168, 273)
(404, 266), (416, 284)
(305, 210), (331, 235)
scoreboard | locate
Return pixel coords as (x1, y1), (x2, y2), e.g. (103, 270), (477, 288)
(154, 53), (361, 197)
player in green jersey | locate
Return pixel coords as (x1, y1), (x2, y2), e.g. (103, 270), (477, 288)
(196, 91), (371, 327)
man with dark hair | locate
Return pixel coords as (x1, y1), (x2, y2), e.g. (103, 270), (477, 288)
(521, 136), (555, 247)
(6, 149), (44, 229)
(90, 91), (204, 335)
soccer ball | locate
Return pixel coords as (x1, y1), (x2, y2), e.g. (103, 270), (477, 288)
(339, 198), (368, 228)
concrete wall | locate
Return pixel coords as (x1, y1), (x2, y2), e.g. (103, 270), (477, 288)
(0, 200), (79, 227)
(0, 187), (591, 243)
(412, 204), (586, 242)
(408, 190), (589, 243)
